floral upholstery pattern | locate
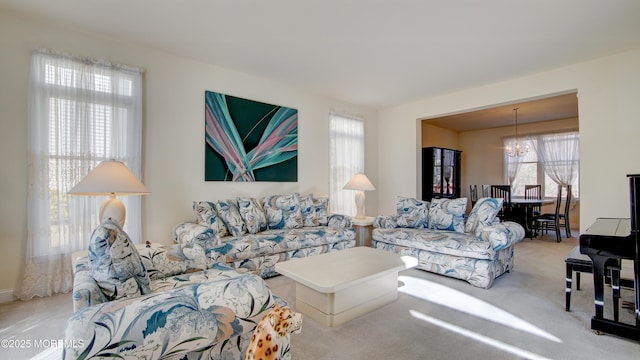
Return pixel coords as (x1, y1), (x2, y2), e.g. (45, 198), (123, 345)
(88, 219), (151, 300)
(300, 193), (319, 226)
(372, 197), (524, 288)
(314, 197), (329, 226)
(396, 196), (429, 228)
(374, 215), (398, 229)
(175, 194), (354, 280)
(137, 243), (208, 280)
(237, 197), (268, 234)
(428, 197), (468, 233)
(193, 201), (229, 238)
(464, 197), (504, 234)
(476, 221), (526, 251)
(66, 265), (292, 360)
(374, 241), (514, 289)
(215, 199), (248, 236)
(263, 193), (303, 229)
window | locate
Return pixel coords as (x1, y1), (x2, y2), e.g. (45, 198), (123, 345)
(329, 113), (365, 216)
(504, 131), (579, 199)
(18, 49), (143, 300)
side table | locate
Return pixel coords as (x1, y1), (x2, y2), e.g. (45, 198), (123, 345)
(352, 216), (375, 247)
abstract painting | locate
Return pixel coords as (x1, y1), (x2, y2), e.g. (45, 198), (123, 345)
(205, 91), (298, 181)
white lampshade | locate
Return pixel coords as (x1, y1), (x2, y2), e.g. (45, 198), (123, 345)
(343, 173), (376, 191)
(343, 173), (376, 219)
(69, 160), (149, 226)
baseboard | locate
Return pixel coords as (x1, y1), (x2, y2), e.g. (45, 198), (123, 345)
(0, 288), (16, 303)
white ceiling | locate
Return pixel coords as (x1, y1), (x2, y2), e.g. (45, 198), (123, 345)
(2, 0), (640, 109)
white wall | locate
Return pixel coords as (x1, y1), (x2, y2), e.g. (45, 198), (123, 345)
(0, 10), (377, 297)
(377, 49), (640, 231)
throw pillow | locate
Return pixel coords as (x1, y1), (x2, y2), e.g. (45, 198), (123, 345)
(192, 201), (228, 238)
(396, 196), (429, 228)
(299, 194), (319, 226)
(237, 197), (268, 234)
(88, 218), (151, 300)
(263, 193), (303, 229)
(314, 197), (329, 226)
(464, 197), (504, 234)
(374, 215), (398, 229)
(428, 197), (468, 233)
(214, 200), (248, 237)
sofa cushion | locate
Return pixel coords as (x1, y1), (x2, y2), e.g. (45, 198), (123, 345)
(209, 227), (355, 261)
(428, 198), (467, 233)
(263, 193), (303, 229)
(396, 196), (429, 228)
(237, 197), (268, 234)
(464, 197), (504, 234)
(215, 200), (248, 236)
(314, 197), (329, 226)
(373, 227), (494, 260)
(150, 263), (247, 292)
(88, 218), (151, 300)
(138, 243), (208, 280)
(300, 194), (319, 226)
(193, 201), (229, 238)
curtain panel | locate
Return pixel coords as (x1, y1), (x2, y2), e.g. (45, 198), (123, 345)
(529, 131), (580, 187)
(17, 49), (143, 300)
(329, 112), (365, 216)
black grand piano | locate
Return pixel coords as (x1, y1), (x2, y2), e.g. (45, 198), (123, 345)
(579, 174), (640, 340)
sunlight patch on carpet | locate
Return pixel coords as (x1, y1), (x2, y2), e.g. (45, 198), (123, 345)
(398, 275), (562, 343)
(30, 346), (62, 360)
(410, 310), (553, 360)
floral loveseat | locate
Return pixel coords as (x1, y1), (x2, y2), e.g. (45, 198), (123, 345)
(65, 219), (293, 359)
(173, 193), (356, 278)
(372, 197), (525, 289)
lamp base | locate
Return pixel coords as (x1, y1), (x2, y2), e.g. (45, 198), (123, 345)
(100, 194), (126, 227)
(354, 190), (366, 219)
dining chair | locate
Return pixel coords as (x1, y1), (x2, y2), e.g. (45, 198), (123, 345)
(481, 184), (490, 198)
(534, 184), (572, 242)
(524, 184), (542, 216)
(491, 185), (512, 220)
(469, 184), (478, 207)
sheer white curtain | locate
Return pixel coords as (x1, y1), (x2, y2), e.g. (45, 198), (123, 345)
(17, 49), (143, 300)
(503, 138), (524, 186)
(329, 112), (365, 216)
(529, 131), (580, 187)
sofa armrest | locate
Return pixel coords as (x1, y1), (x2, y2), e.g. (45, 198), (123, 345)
(373, 215), (398, 228)
(476, 221), (525, 250)
(64, 273), (285, 360)
(328, 213), (352, 228)
(72, 256), (108, 312)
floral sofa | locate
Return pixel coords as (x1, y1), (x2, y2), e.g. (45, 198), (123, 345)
(172, 193), (356, 278)
(372, 196), (525, 289)
(65, 219), (293, 359)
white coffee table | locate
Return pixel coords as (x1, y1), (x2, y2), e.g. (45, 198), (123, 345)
(275, 247), (417, 326)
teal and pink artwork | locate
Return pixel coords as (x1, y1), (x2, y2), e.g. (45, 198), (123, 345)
(205, 91), (298, 181)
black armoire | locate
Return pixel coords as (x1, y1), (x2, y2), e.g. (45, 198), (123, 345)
(422, 147), (461, 201)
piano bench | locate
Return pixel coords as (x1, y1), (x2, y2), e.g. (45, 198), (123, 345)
(565, 246), (621, 321)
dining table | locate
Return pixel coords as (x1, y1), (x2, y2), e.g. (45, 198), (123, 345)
(510, 198), (555, 238)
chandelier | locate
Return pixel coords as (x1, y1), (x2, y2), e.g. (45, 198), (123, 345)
(505, 107), (529, 157)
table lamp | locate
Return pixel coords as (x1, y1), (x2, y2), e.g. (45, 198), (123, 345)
(68, 160), (149, 227)
(343, 172), (376, 219)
